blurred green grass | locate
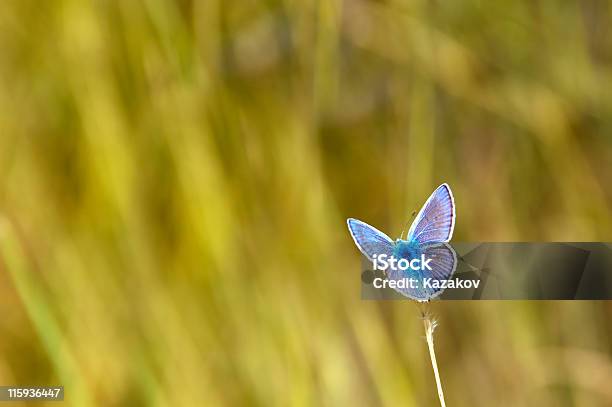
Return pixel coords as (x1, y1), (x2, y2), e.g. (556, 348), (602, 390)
(1, 0), (612, 405)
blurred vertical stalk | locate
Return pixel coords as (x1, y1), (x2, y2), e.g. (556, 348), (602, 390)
(0, 219), (92, 406)
(314, 0), (341, 117)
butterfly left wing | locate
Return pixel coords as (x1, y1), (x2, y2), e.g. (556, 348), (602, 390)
(386, 243), (457, 301)
(347, 218), (394, 262)
(407, 183), (455, 245)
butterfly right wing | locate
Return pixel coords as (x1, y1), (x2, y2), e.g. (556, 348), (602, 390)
(347, 218), (394, 262)
(407, 183), (455, 245)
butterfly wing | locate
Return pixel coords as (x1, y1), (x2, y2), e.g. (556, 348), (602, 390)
(386, 243), (457, 301)
(407, 183), (455, 245)
(347, 218), (394, 262)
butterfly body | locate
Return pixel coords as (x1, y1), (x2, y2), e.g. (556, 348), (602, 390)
(391, 239), (428, 292)
(347, 183), (457, 301)
(393, 239), (422, 261)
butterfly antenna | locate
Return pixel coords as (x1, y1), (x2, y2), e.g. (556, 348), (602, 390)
(399, 211), (417, 240)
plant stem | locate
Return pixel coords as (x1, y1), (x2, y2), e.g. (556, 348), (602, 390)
(423, 312), (446, 407)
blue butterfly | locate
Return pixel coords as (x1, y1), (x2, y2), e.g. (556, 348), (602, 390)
(347, 183), (457, 301)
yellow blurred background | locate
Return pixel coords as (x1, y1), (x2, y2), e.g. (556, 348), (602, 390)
(1, 0), (612, 405)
